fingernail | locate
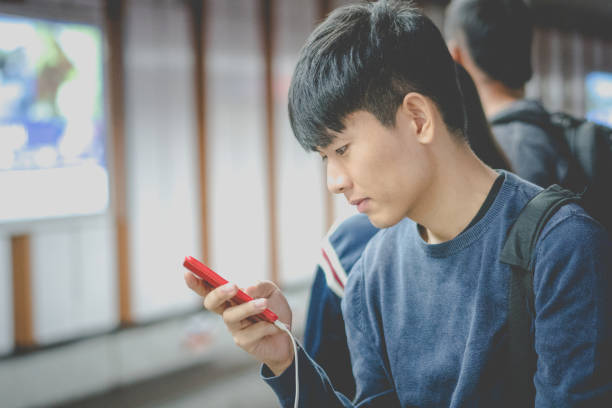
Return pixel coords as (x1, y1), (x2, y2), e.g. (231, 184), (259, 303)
(253, 298), (266, 308)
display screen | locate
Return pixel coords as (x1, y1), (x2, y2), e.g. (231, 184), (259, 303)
(0, 14), (108, 223)
(586, 71), (612, 128)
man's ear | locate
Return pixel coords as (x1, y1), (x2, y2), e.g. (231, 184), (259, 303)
(400, 93), (434, 144)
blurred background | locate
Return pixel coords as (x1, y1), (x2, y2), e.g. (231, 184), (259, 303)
(0, 0), (610, 407)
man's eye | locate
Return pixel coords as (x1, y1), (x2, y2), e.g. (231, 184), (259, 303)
(335, 145), (348, 156)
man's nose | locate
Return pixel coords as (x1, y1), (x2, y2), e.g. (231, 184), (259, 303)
(326, 162), (350, 194)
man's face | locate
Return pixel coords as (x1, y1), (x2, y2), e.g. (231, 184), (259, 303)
(318, 110), (432, 228)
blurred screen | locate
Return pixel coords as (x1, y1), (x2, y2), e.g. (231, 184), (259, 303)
(0, 14), (108, 223)
(586, 71), (612, 128)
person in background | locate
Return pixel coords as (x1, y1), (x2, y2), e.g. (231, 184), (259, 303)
(301, 63), (512, 400)
(186, 1), (612, 406)
(445, 0), (569, 188)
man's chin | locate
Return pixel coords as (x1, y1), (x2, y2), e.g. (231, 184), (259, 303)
(367, 213), (403, 229)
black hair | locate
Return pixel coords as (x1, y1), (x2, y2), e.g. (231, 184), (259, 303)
(455, 63), (512, 170)
(444, 0), (533, 90)
(288, 0), (465, 151)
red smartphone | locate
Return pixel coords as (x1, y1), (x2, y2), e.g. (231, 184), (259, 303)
(183, 256), (278, 324)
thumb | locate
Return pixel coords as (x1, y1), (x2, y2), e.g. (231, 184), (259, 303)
(244, 280), (278, 299)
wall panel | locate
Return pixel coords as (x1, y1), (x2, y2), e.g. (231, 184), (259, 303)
(0, 237), (13, 354)
(124, 0), (202, 320)
(206, 0), (269, 288)
(274, 0), (326, 285)
(28, 217), (117, 344)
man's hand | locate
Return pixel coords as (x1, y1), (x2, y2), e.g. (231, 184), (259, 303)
(184, 272), (295, 375)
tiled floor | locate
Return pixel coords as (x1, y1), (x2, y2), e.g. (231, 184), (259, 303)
(54, 359), (278, 408)
(44, 286), (310, 408)
(2, 283), (309, 408)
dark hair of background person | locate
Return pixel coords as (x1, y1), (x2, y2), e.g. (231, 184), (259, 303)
(444, 0), (533, 90)
(456, 63), (513, 171)
(288, 0), (466, 152)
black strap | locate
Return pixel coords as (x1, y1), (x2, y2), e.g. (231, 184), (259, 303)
(490, 109), (550, 129)
(500, 185), (580, 270)
(500, 185), (580, 407)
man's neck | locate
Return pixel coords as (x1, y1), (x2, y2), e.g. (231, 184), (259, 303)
(415, 146), (499, 245)
(453, 46), (525, 117)
(476, 79), (525, 118)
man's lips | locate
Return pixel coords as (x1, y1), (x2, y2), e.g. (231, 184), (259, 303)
(349, 198), (366, 206)
(350, 198), (370, 213)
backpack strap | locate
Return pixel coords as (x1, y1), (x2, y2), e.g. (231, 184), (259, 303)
(499, 185), (580, 407)
(490, 108), (552, 129)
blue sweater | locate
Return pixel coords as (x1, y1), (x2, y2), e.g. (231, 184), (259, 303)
(264, 172), (612, 407)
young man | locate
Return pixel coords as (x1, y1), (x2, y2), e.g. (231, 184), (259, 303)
(301, 63), (512, 400)
(185, 1), (612, 406)
(445, 0), (570, 188)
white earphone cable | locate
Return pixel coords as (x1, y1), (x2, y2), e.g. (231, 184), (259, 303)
(274, 320), (299, 408)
